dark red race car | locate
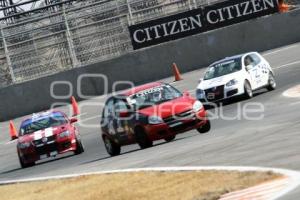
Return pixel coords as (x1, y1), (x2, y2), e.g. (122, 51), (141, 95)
(100, 82), (211, 156)
(16, 111), (84, 168)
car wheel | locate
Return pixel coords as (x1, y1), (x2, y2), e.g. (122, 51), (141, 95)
(74, 138), (85, 155)
(244, 80), (253, 99)
(135, 126), (153, 149)
(103, 136), (121, 156)
(18, 154), (35, 168)
(164, 135), (176, 142)
(267, 73), (276, 91)
(197, 120), (211, 134)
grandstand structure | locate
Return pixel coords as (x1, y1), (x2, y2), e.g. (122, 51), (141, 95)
(0, 0), (225, 87)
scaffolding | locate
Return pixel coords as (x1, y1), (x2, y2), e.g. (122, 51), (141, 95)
(0, 0), (224, 88)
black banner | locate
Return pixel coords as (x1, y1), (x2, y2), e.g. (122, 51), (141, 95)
(129, 0), (279, 50)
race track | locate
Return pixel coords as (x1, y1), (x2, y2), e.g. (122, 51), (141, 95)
(0, 43), (300, 199)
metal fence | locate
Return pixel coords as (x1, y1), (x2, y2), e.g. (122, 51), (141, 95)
(285, 0), (300, 5)
(0, 0), (224, 87)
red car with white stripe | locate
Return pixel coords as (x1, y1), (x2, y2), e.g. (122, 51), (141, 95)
(16, 111), (84, 168)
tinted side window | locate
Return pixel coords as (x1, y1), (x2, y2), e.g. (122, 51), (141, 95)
(103, 98), (114, 118)
(244, 55), (255, 66)
(250, 54), (261, 65)
(115, 100), (128, 114)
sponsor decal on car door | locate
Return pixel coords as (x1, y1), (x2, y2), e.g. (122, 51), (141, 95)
(260, 62), (270, 86)
(247, 66), (259, 90)
(254, 64), (264, 88)
(114, 99), (133, 143)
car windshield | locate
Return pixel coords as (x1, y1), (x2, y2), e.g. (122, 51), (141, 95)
(127, 84), (182, 110)
(19, 112), (67, 136)
(204, 58), (242, 80)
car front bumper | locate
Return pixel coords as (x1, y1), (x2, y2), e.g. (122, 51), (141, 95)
(144, 108), (209, 141)
(197, 84), (245, 102)
(18, 137), (77, 163)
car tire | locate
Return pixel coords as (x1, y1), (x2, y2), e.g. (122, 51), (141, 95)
(74, 138), (85, 155)
(164, 135), (176, 142)
(135, 126), (153, 149)
(103, 136), (121, 156)
(18, 154), (35, 168)
(244, 80), (253, 99)
(197, 120), (211, 134)
(267, 73), (276, 91)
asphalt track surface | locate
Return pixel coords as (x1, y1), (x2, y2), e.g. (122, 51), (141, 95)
(0, 43), (300, 199)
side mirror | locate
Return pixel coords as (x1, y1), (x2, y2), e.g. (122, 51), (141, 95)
(70, 118), (78, 124)
(119, 111), (130, 118)
(198, 78), (203, 84)
(183, 91), (190, 97)
(246, 64), (254, 71)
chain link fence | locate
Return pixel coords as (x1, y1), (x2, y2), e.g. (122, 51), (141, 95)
(0, 0), (241, 88)
(285, 0), (300, 5)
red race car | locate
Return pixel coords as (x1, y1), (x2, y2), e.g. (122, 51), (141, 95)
(101, 82), (211, 156)
(15, 111), (84, 168)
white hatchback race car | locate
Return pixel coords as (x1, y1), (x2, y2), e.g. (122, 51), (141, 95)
(196, 52), (276, 102)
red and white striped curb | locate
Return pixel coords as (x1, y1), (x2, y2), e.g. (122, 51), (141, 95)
(0, 166), (299, 200)
(220, 177), (290, 200)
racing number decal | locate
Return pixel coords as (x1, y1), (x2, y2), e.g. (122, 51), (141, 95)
(255, 67), (262, 85)
(261, 64), (268, 74)
(124, 121), (134, 140)
(253, 67), (260, 78)
(108, 120), (116, 135)
(255, 64), (268, 86)
(116, 119), (125, 133)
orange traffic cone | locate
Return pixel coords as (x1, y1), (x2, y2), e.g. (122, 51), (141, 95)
(71, 96), (80, 116)
(9, 120), (18, 140)
(172, 63), (183, 82)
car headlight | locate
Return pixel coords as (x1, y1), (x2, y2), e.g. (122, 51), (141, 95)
(59, 131), (71, 138)
(226, 79), (238, 87)
(148, 116), (164, 125)
(196, 89), (204, 94)
(193, 101), (203, 112)
(19, 142), (31, 149)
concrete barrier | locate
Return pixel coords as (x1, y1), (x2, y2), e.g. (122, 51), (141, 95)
(1, 9), (300, 121)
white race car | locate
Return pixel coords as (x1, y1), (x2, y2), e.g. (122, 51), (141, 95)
(196, 52), (276, 102)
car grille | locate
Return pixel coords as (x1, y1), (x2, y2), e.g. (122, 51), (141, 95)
(205, 85), (225, 101)
(33, 135), (56, 147)
(35, 142), (57, 156)
(32, 135), (57, 155)
(169, 120), (198, 132)
(163, 109), (194, 126)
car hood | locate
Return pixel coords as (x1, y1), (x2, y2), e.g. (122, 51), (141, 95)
(18, 125), (69, 143)
(137, 96), (196, 119)
(197, 71), (242, 90)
